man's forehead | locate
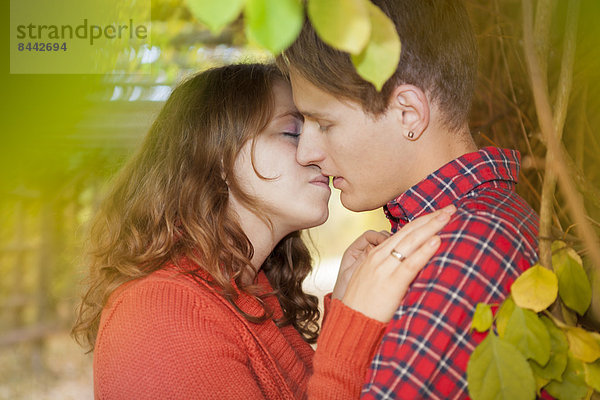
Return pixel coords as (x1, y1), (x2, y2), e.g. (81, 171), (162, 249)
(292, 93), (364, 122)
(288, 73), (339, 116)
(289, 72), (319, 97)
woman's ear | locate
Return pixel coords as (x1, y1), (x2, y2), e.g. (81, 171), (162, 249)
(389, 85), (430, 141)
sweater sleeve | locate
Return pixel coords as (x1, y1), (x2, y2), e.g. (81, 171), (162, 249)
(94, 280), (266, 400)
(308, 299), (386, 400)
(321, 293), (332, 325)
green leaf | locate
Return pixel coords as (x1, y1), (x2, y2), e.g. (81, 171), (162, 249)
(583, 359), (600, 392)
(467, 333), (536, 400)
(350, 1), (401, 91)
(566, 327), (600, 363)
(534, 375), (550, 396)
(511, 264), (558, 312)
(186, 0), (245, 33)
(472, 303), (493, 332)
(307, 0), (371, 55)
(496, 297), (515, 338)
(529, 316), (568, 381)
(545, 355), (589, 400)
(245, 0), (303, 53)
(503, 305), (551, 365)
(552, 240), (592, 315)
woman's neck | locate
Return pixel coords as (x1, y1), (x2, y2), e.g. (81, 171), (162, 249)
(229, 202), (287, 284)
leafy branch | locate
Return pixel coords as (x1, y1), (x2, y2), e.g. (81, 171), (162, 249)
(467, 242), (598, 399)
(184, 0), (401, 90)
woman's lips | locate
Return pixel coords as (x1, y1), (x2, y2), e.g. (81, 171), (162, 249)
(310, 175), (331, 190)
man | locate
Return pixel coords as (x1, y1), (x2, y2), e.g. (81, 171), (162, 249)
(277, 0), (539, 398)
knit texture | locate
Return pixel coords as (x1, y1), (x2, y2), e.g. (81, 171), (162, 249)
(94, 258), (385, 399)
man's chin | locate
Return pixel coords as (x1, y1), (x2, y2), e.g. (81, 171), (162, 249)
(339, 193), (384, 213)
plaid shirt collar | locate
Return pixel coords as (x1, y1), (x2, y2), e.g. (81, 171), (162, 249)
(384, 146), (521, 231)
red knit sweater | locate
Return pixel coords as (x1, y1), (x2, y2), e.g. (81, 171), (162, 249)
(94, 258), (385, 399)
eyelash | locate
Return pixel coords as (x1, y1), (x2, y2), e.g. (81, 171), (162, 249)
(283, 131), (300, 138)
(318, 123), (331, 132)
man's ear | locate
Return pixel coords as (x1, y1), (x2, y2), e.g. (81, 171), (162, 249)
(389, 85), (430, 141)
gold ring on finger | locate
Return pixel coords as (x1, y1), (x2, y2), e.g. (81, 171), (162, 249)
(390, 249), (406, 262)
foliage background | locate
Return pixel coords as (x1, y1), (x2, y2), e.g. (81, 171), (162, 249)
(0, 0), (598, 398)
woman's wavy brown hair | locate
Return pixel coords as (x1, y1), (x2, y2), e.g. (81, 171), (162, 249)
(72, 63), (321, 350)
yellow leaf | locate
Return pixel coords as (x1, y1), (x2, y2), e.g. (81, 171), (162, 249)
(472, 303), (493, 332)
(566, 327), (600, 363)
(511, 264), (558, 312)
(496, 297), (515, 338)
(351, 1), (401, 91)
(307, 0), (371, 55)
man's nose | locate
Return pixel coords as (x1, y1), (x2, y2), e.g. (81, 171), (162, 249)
(296, 123), (326, 167)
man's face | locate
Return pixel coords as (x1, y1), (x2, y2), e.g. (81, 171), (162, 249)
(289, 71), (414, 212)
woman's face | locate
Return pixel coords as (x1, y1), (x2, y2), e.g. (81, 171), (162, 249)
(230, 80), (331, 235)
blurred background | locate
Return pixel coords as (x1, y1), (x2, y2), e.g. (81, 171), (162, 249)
(1, 0), (599, 398)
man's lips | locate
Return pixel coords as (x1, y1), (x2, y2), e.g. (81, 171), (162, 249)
(332, 177), (344, 189)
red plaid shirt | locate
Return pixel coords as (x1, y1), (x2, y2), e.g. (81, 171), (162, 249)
(362, 147), (539, 399)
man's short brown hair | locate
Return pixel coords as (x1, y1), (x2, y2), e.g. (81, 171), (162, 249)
(277, 0), (478, 132)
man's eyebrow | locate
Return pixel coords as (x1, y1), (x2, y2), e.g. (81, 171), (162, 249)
(298, 110), (331, 120)
(274, 110), (304, 120)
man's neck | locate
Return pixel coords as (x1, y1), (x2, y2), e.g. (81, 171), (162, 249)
(418, 125), (476, 181)
(430, 129), (476, 169)
(391, 124), (477, 201)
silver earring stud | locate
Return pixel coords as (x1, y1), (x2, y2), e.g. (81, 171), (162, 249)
(408, 131), (415, 139)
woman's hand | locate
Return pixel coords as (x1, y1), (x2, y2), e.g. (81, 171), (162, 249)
(332, 230), (390, 300)
(340, 204), (456, 323)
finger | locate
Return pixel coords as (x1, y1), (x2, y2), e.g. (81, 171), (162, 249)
(392, 235), (441, 282)
(351, 230), (389, 250)
(364, 230), (390, 246)
(378, 207), (453, 256)
(341, 250), (368, 280)
(343, 230), (377, 255)
(393, 204), (456, 241)
(361, 234), (440, 292)
(356, 250), (368, 264)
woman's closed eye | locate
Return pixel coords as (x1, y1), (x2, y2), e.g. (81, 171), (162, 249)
(281, 117), (303, 139)
(282, 130), (300, 138)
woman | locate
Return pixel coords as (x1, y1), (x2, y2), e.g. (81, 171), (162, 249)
(72, 63), (454, 399)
